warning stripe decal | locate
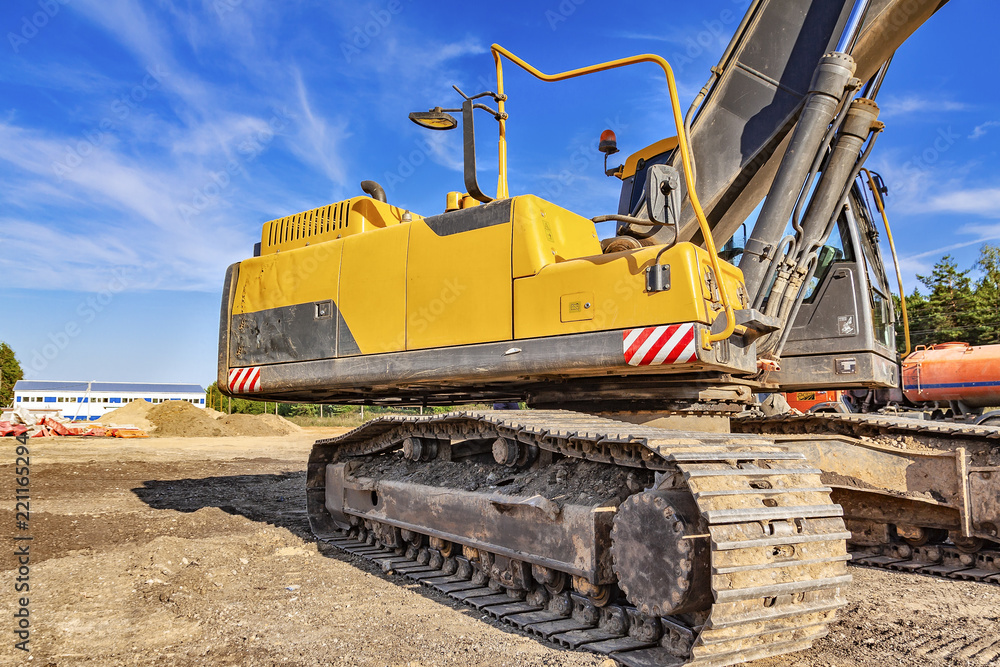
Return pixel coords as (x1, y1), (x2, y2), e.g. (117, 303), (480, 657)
(623, 324), (697, 366)
(228, 367), (262, 393)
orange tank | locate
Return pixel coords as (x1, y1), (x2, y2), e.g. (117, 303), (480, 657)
(901, 342), (1000, 408)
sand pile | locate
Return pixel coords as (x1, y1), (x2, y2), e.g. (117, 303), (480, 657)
(99, 400), (302, 437)
(218, 413), (302, 437)
(148, 401), (234, 437)
(97, 400), (154, 431)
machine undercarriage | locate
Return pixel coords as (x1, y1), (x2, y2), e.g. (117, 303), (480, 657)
(303, 408), (1000, 667)
(308, 411), (850, 667)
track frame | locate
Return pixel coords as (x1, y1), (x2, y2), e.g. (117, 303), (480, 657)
(307, 410), (851, 667)
(737, 411), (1000, 583)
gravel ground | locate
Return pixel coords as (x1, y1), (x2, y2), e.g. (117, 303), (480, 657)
(2, 432), (999, 666)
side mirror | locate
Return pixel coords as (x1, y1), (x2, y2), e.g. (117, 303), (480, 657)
(645, 164), (681, 227)
(409, 87), (504, 203)
(872, 171), (889, 197)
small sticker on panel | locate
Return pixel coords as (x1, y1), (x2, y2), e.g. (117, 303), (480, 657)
(560, 291), (595, 323)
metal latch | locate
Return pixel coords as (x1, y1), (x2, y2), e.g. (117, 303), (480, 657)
(315, 300), (333, 319)
(835, 357), (857, 374)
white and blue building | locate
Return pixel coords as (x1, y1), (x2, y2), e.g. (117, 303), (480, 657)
(11, 381), (206, 421)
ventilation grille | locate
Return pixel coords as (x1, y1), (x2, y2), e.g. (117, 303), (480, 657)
(258, 197), (421, 254)
(262, 201), (351, 252)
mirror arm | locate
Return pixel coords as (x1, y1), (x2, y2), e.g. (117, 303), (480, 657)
(604, 154), (623, 178)
(462, 99), (493, 203)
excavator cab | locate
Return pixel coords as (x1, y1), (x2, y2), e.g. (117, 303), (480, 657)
(767, 183), (899, 390)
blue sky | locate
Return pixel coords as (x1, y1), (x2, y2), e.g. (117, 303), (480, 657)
(1, 0), (998, 385)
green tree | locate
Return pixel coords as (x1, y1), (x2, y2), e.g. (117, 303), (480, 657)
(0, 342), (24, 408)
(901, 288), (933, 352)
(973, 244), (1000, 344)
(291, 403), (318, 417)
(206, 381), (225, 411)
(914, 255), (977, 345)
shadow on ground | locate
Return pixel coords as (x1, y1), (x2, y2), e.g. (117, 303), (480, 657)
(131, 470), (531, 630)
(133, 471), (313, 539)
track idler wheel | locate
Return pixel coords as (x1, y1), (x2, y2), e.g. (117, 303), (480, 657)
(402, 437), (438, 462)
(611, 489), (711, 617)
(492, 436), (538, 467)
(952, 533), (985, 554)
(531, 564), (568, 594)
(898, 525), (949, 547)
(429, 537), (455, 557)
(573, 576), (612, 607)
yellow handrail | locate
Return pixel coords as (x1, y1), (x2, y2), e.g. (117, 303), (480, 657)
(861, 167), (910, 357)
(490, 44), (734, 347)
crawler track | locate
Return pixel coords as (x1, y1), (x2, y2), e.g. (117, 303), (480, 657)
(849, 542), (1000, 583)
(307, 410), (851, 667)
(734, 411), (1000, 453)
(737, 411), (1000, 584)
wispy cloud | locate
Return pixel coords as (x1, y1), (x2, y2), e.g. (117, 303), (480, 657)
(0, 0), (499, 295)
(879, 95), (967, 119)
(0, 120), (254, 292)
(0, 61), (116, 95)
(426, 36), (487, 67)
(894, 214), (1000, 294)
(970, 120), (1000, 140)
(926, 188), (1000, 219)
(290, 67), (349, 186)
(896, 224), (1000, 292)
(422, 131), (464, 172)
(612, 30), (688, 45)
(0, 121), (184, 231)
(903, 236), (1000, 262)
(70, 0), (193, 100)
(897, 255), (933, 287)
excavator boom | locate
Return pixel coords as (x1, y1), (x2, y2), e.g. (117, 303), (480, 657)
(620, 0), (949, 252)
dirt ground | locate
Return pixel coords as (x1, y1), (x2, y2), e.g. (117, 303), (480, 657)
(2, 432), (999, 667)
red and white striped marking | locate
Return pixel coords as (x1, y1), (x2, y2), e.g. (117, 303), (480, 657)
(623, 323), (697, 366)
(228, 367), (262, 393)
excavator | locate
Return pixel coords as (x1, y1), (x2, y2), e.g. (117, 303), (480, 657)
(219, 1), (1000, 665)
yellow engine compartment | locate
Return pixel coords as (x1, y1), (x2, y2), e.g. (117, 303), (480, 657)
(232, 194), (747, 358)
